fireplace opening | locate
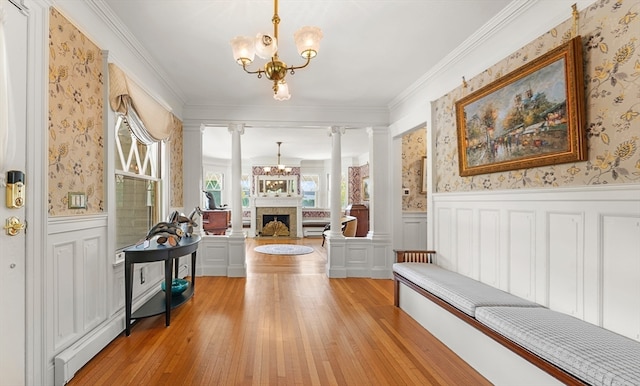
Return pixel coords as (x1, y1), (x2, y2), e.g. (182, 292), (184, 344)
(261, 214), (290, 236)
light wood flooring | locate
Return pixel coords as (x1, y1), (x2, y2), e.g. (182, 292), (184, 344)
(67, 237), (489, 385)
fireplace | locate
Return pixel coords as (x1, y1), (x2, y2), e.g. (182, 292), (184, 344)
(251, 196), (303, 238)
(261, 214), (290, 236)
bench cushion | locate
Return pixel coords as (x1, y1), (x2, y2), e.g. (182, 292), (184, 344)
(475, 306), (640, 386)
(393, 263), (541, 316)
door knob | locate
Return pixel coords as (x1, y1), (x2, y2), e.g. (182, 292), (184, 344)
(4, 216), (26, 236)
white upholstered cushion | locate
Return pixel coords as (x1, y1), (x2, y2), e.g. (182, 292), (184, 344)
(476, 306), (640, 386)
(393, 263), (541, 316)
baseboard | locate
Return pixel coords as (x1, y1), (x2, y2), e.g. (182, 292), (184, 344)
(54, 317), (123, 386)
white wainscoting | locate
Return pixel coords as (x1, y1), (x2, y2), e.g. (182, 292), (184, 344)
(198, 235), (231, 276)
(399, 212), (428, 250)
(47, 215), (108, 383)
(48, 215), (170, 385)
(431, 185), (640, 341)
(47, 216), (107, 354)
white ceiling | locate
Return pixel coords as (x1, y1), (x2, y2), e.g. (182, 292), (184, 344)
(101, 0), (513, 161)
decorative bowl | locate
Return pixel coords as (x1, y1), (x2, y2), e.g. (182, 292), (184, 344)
(161, 278), (189, 296)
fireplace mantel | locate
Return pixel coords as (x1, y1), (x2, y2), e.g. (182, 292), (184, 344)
(250, 196), (303, 237)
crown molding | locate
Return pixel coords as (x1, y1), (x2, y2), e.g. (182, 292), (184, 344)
(388, 0), (591, 111)
(183, 103), (390, 129)
(85, 0), (187, 106)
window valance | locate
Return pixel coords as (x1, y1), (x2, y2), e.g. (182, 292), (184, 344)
(108, 63), (178, 142)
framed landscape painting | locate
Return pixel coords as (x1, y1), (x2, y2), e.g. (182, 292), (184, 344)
(455, 36), (586, 177)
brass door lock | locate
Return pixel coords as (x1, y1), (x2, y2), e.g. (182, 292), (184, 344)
(4, 217), (26, 236)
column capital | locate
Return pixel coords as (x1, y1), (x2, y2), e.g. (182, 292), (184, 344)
(328, 126), (345, 136)
(366, 126), (388, 136)
(228, 123), (245, 135)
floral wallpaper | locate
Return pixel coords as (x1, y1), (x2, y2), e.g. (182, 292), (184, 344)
(402, 128), (427, 211)
(348, 163), (369, 204)
(170, 121), (183, 208)
(48, 8), (104, 215)
(434, 0), (640, 192)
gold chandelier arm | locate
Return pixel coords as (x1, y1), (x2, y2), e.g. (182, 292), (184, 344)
(286, 55), (312, 73)
(241, 62), (265, 78)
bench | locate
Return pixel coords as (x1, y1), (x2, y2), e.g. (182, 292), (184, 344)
(393, 250), (640, 386)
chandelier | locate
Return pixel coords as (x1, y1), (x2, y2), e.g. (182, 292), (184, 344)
(229, 0), (323, 101)
(263, 142), (292, 175)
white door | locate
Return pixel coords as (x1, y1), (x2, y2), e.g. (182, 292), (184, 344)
(0, 1), (28, 384)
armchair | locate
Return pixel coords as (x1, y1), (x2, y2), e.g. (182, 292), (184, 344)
(321, 216), (358, 247)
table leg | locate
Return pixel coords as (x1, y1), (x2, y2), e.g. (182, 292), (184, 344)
(191, 251), (197, 291)
(164, 259), (172, 327)
(125, 260), (133, 336)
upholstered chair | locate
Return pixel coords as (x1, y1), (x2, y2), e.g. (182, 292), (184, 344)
(322, 216), (358, 246)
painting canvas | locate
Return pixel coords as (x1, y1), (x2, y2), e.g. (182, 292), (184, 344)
(455, 36), (586, 176)
(362, 177), (370, 201)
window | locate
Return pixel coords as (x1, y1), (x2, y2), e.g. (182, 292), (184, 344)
(301, 174), (319, 208)
(241, 174), (250, 207)
(204, 171), (224, 208)
(115, 117), (161, 250)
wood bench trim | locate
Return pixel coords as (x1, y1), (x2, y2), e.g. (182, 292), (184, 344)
(393, 271), (586, 385)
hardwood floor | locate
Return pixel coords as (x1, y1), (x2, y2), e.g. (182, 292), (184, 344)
(67, 237), (489, 385)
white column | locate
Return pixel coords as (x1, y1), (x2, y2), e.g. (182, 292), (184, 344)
(367, 126), (393, 279)
(326, 126), (347, 278)
(228, 123), (244, 235)
(328, 126), (344, 238)
(227, 123), (247, 277)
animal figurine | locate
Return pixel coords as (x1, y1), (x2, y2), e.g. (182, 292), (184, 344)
(138, 207), (202, 247)
(140, 221), (184, 247)
(203, 191), (227, 210)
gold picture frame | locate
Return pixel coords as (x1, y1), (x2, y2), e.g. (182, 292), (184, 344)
(455, 36), (586, 177)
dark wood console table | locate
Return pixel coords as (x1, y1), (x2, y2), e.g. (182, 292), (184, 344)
(123, 234), (201, 336)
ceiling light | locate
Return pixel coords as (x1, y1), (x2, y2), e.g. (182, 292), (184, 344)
(263, 142), (292, 175)
(230, 0), (323, 101)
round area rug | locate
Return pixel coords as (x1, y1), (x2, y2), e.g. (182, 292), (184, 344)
(254, 244), (314, 255)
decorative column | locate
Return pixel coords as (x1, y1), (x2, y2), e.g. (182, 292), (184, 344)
(228, 123), (244, 235)
(326, 126), (347, 278)
(367, 126), (393, 279)
(328, 126), (344, 239)
(227, 123), (246, 277)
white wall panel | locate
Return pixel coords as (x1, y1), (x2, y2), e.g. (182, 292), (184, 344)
(53, 243), (76, 351)
(436, 207), (454, 270)
(111, 265), (125, 314)
(479, 210), (500, 287)
(508, 211), (535, 301)
(83, 238), (103, 330)
(400, 212), (427, 250)
(548, 213), (583, 318)
(456, 209), (474, 278)
(602, 215), (640, 341)
(199, 238), (230, 276)
(346, 243), (371, 277)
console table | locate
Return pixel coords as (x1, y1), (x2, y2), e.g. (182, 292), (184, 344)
(123, 234), (201, 336)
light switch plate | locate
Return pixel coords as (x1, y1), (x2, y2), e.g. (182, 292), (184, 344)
(68, 192), (87, 209)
